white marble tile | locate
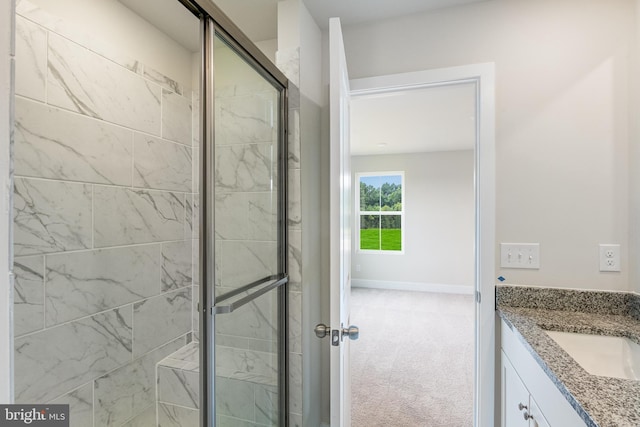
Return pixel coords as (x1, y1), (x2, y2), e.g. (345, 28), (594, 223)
(45, 245), (162, 326)
(49, 383), (93, 427)
(185, 194), (193, 240)
(47, 33), (162, 135)
(215, 92), (277, 146)
(215, 377), (254, 420)
(288, 168), (301, 229)
(193, 284), (199, 340)
(216, 346), (277, 387)
(14, 306), (133, 403)
(275, 48), (300, 87)
(15, 97), (133, 185)
(255, 383), (278, 425)
(287, 83), (300, 110)
(248, 338), (277, 354)
(17, 0), (143, 75)
(218, 241), (277, 289)
(94, 187), (184, 248)
(248, 192), (278, 242)
(15, 16), (46, 102)
(157, 365), (199, 409)
(121, 404), (156, 427)
(215, 143), (275, 193)
(215, 192), (276, 241)
(215, 292), (277, 342)
(214, 45), (274, 99)
(161, 240), (193, 292)
(161, 341), (199, 366)
(13, 255), (44, 336)
(144, 66), (184, 96)
(287, 230), (302, 292)
(193, 238), (200, 286)
(192, 149), (200, 194)
(132, 288), (191, 358)
(288, 108), (300, 169)
(162, 90), (192, 146)
(133, 133), (192, 192)
(215, 334), (248, 349)
(288, 352), (302, 415)
(217, 414), (261, 427)
(214, 193), (248, 240)
(187, 193), (199, 241)
(191, 90), (200, 148)
(289, 412), (302, 427)
(158, 403), (199, 427)
(94, 338), (183, 427)
(288, 291), (302, 354)
(14, 178), (92, 256)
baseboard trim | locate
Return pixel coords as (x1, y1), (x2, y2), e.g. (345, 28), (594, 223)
(351, 279), (474, 295)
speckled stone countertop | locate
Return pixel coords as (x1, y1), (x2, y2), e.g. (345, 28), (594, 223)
(496, 285), (640, 427)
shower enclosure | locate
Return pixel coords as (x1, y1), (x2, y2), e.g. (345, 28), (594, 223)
(11, 0), (288, 425)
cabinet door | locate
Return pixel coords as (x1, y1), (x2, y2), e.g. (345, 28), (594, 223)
(528, 398), (551, 427)
(501, 351), (531, 427)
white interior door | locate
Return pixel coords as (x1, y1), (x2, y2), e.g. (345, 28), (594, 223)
(329, 17), (353, 427)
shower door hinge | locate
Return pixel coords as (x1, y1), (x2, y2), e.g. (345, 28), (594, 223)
(476, 291), (481, 303)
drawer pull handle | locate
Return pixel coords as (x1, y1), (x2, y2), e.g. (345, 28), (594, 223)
(523, 411), (533, 421)
(518, 403), (528, 411)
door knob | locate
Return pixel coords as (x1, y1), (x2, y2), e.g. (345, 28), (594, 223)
(314, 323), (331, 339)
(342, 325), (359, 341)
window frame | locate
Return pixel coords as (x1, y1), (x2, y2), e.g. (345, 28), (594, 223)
(355, 171), (405, 255)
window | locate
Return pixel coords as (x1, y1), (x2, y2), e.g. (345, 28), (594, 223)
(357, 172), (404, 252)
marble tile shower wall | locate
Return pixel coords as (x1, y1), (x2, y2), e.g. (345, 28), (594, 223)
(13, 5), (196, 427)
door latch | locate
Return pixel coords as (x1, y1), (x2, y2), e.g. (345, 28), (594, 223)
(315, 323), (360, 346)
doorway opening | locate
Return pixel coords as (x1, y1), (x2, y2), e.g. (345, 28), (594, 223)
(350, 82), (476, 426)
(346, 63), (496, 426)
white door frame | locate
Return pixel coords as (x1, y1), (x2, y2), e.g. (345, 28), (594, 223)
(349, 62), (496, 427)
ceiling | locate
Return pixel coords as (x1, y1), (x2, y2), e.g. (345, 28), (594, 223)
(213, 0), (279, 41)
(214, 0), (487, 42)
(350, 83), (476, 156)
(119, 0), (200, 51)
(117, 0), (488, 51)
(303, 0), (486, 30)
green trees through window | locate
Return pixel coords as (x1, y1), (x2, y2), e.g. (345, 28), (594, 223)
(358, 173), (403, 251)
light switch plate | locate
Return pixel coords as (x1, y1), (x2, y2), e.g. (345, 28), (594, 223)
(500, 243), (540, 269)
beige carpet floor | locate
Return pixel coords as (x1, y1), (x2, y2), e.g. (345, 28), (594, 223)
(350, 288), (474, 427)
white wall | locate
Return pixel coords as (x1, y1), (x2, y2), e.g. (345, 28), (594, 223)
(0, 0), (14, 404)
(255, 38), (277, 63)
(631, 1), (640, 294)
(351, 151), (474, 289)
(342, 0), (635, 291)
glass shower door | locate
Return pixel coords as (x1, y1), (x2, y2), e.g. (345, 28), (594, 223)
(208, 31), (287, 427)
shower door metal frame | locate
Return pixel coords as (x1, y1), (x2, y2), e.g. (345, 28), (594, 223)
(177, 1), (290, 426)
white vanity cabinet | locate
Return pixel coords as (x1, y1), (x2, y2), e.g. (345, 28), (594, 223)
(499, 318), (587, 427)
(502, 350), (551, 427)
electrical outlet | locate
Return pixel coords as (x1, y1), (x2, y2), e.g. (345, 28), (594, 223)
(500, 243), (540, 269)
(599, 244), (620, 272)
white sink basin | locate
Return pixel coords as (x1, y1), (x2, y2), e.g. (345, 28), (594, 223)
(545, 330), (640, 380)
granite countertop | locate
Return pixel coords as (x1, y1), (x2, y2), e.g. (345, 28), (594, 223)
(496, 285), (640, 427)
